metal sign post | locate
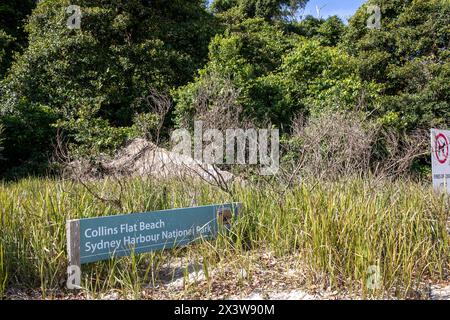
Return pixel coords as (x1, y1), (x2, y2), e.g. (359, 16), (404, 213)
(431, 129), (450, 193)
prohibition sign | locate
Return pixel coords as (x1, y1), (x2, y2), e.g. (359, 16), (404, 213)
(435, 133), (449, 164)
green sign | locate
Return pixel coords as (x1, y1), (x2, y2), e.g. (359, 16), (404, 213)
(66, 203), (241, 265)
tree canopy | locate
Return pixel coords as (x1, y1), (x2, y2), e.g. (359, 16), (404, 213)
(0, 0), (449, 178)
(0, 0), (219, 175)
(0, 0), (36, 77)
(342, 0), (450, 130)
(211, 0), (308, 20)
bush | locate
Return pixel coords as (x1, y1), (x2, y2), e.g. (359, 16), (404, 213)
(0, 100), (58, 177)
(283, 112), (378, 179)
(282, 112), (430, 180)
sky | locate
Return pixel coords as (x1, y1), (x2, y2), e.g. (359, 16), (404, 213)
(302, 0), (368, 22)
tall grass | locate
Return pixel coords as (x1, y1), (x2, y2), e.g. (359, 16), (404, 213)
(0, 176), (448, 299)
(0, 243), (7, 299)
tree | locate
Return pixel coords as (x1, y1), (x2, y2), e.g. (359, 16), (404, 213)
(0, 30), (14, 75)
(212, 0), (309, 20)
(0, 0), (36, 38)
(315, 15), (346, 46)
(0, 0), (219, 176)
(174, 18), (378, 129)
(174, 18), (297, 127)
(288, 15), (346, 46)
(246, 39), (380, 124)
(342, 0), (450, 130)
(0, 0), (36, 78)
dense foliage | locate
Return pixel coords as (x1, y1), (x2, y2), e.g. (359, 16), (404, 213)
(211, 0), (308, 20)
(173, 15), (377, 129)
(342, 0), (450, 130)
(0, 0), (36, 77)
(0, 0), (449, 178)
(0, 0), (219, 176)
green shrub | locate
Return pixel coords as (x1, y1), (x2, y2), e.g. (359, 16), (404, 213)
(0, 100), (58, 177)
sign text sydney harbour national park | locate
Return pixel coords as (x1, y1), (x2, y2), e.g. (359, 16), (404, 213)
(72, 203), (239, 264)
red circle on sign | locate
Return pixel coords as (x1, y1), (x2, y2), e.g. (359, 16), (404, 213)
(435, 133), (449, 164)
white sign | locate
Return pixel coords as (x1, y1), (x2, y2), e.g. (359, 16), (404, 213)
(431, 129), (450, 192)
